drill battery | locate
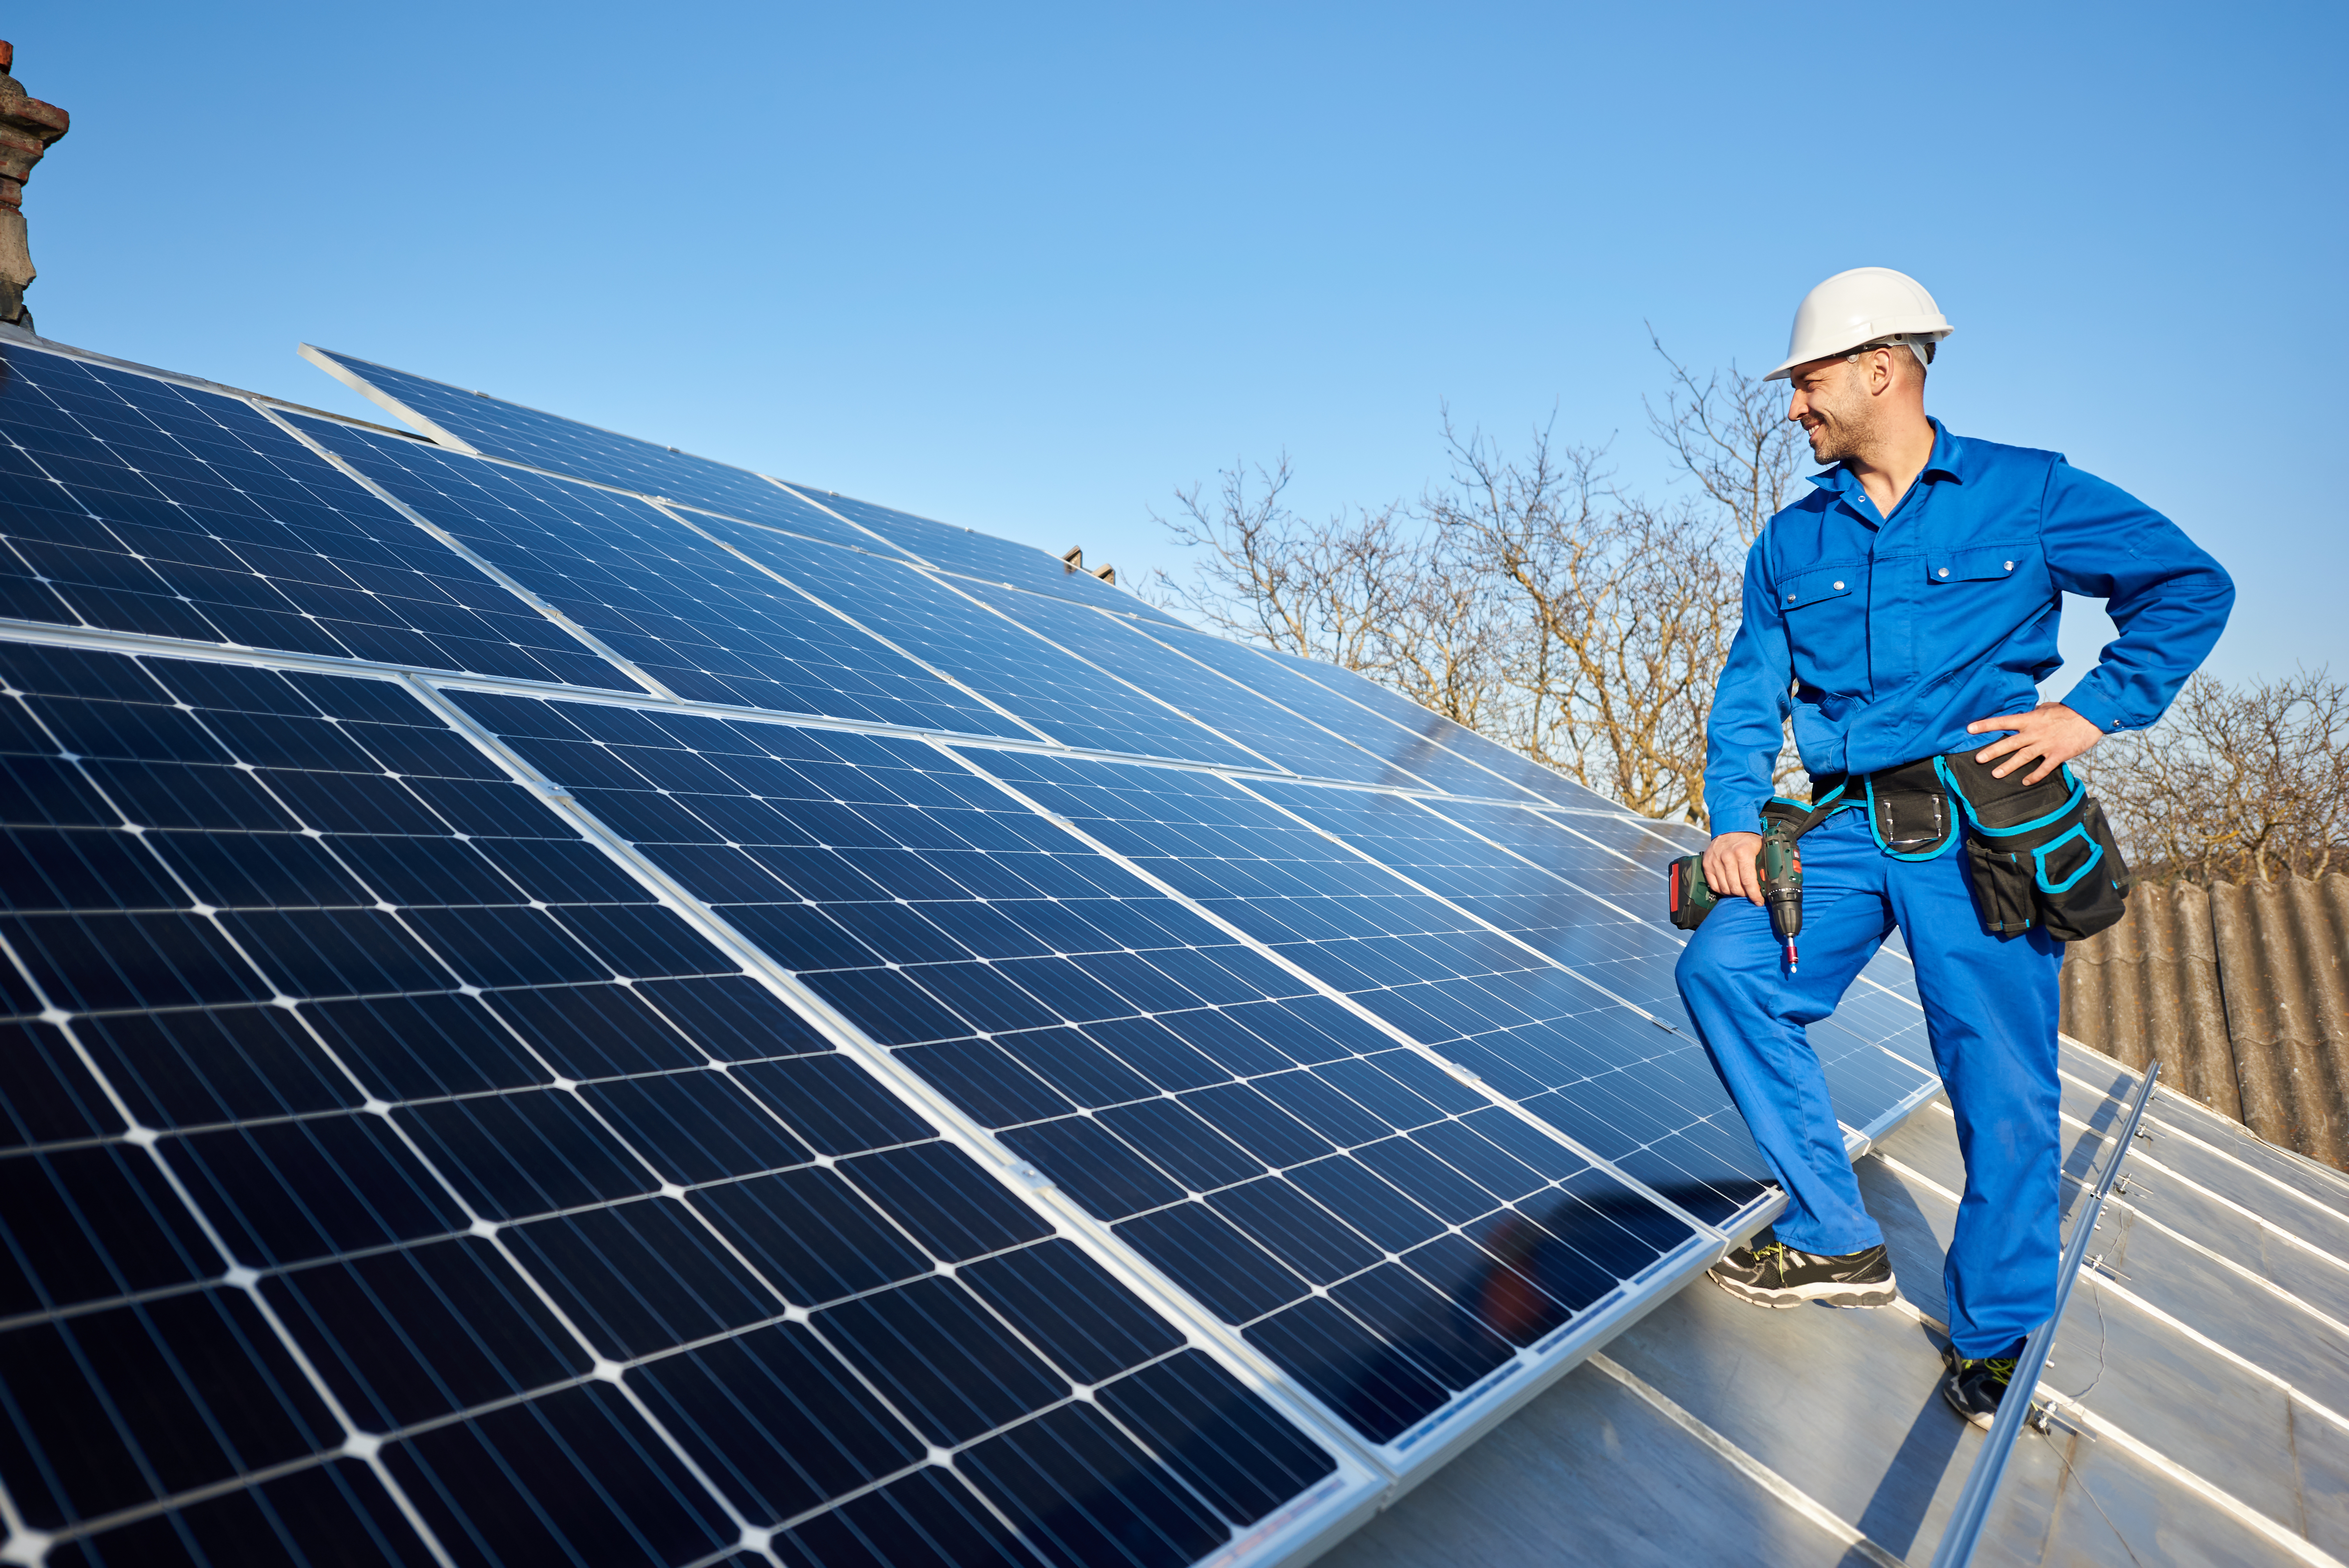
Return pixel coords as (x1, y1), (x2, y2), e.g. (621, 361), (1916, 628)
(1666, 853), (1719, 929)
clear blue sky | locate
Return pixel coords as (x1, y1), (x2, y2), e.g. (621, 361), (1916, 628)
(17, 2), (2344, 689)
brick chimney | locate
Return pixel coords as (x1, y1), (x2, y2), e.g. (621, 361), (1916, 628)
(0, 43), (70, 332)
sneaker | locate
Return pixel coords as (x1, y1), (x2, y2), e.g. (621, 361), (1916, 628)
(1940, 1343), (2023, 1429)
(1706, 1240), (1900, 1308)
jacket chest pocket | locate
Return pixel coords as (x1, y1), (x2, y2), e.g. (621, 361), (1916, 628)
(1925, 545), (2036, 586)
(1779, 566), (1858, 611)
(1775, 563), (1866, 682)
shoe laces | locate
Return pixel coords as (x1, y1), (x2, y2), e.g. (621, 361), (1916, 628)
(1957, 1355), (2017, 1384)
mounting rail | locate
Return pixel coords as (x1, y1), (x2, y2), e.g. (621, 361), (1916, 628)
(1931, 1059), (2163, 1568)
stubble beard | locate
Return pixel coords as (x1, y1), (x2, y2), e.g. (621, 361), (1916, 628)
(1803, 392), (1874, 467)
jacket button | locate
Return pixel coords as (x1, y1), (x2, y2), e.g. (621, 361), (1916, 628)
(2004, 560), (2014, 570)
(1938, 567), (1950, 577)
(1832, 581), (1845, 590)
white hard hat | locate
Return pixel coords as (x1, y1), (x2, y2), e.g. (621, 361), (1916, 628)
(1765, 266), (1953, 381)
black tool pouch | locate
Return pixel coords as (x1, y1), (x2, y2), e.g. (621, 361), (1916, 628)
(1863, 757), (1957, 858)
(1938, 753), (2131, 941)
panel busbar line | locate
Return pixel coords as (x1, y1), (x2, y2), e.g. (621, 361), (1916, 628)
(0, 638), (1355, 1568)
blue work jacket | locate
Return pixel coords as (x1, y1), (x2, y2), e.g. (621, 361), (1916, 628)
(1704, 419), (2233, 834)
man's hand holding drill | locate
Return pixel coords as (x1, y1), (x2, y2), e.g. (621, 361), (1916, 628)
(1704, 830), (1767, 905)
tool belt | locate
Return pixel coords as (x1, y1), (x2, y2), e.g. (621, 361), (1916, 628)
(1794, 752), (2132, 942)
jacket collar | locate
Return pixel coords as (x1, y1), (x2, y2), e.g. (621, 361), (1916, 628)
(1805, 417), (1966, 504)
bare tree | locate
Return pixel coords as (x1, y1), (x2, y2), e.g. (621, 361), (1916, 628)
(1645, 330), (1809, 547)
(1649, 333), (1811, 797)
(1144, 457), (1513, 732)
(1144, 456), (1398, 668)
(1149, 354), (1800, 828)
(1420, 419), (1735, 821)
(2084, 668), (2349, 885)
(1371, 535), (1517, 737)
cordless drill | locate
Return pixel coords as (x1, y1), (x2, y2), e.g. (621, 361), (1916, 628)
(1757, 820), (1804, 971)
(1666, 820), (1805, 971)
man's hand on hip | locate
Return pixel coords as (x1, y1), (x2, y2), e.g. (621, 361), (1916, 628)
(1966, 701), (2105, 784)
(1704, 831), (1766, 905)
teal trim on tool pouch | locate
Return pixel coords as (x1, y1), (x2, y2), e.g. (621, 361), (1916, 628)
(1935, 756), (2087, 837)
(2032, 823), (2104, 894)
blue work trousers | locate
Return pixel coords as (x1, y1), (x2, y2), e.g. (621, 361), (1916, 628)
(1673, 809), (2064, 1357)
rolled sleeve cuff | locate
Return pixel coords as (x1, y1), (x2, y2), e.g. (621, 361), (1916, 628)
(2060, 685), (2133, 735)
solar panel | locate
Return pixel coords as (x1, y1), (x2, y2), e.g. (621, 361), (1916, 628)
(440, 693), (1700, 1445)
(277, 413), (1035, 739)
(763, 485), (1186, 629)
(0, 333), (1941, 1567)
(0, 637), (1351, 1567)
(1103, 620), (1551, 802)
(0, 343), (621, 689)
(964, 756), (1769, 1228)
(917, 579), (1435, 791)
(299, 346), (1177, 625)
(674, 515), (1266, 768)
(297, 347), (924, 565)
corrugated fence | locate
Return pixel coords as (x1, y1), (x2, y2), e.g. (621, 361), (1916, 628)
(2061, 871), (2349, 1168)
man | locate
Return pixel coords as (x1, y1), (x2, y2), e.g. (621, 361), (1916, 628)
(1675, 266), (2232, 1426)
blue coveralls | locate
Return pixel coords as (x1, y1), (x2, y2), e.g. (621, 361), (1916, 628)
(1675, 419), (2232, 1358)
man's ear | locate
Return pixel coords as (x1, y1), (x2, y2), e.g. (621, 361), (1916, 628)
(1866, 347), (1896, 396)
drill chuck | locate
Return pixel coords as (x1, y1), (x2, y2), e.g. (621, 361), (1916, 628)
(1757, 828), (1804, 971)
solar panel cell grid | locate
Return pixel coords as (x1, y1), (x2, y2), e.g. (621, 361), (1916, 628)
(1257, 647), (1624, 811)
(450, 691), (1701, 1445)
(0, 335), (1953, 1564)
(300, 348), (919, 562)
(0, 640), (1337, 1566)
(284, 413), (1033, 739)
(971, 753), (1773, 1228)
(945, 580), (1431, 790)
(689, 515), (1265, 768)
(0, 346), (620, 688)
(773, 482), (1186, 625)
